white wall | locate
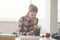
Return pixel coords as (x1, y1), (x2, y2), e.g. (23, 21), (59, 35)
(40, 0), (50, 34)
(0, 21), (18, 33)
(0, 0), (45, 21)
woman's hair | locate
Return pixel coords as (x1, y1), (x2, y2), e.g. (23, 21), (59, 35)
(28, 4), (38, 13)
(26, 4), (38, 17)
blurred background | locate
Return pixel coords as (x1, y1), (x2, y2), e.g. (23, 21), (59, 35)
(0, 0), (59, 34)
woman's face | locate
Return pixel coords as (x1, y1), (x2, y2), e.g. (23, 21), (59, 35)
(28, 12), (37, 19)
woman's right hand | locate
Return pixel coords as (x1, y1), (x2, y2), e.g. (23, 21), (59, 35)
(27, 31), (33, 36)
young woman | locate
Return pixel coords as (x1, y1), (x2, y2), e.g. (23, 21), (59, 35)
(18, 4), (38, 36)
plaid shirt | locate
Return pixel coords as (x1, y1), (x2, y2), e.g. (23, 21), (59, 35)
(18, 16), (38, 34)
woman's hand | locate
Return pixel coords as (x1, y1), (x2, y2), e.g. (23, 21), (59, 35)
(27, 31), (33, 36)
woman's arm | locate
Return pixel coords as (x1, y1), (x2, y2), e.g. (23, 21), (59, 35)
(17, 17), (25, 35)
(34, 18), (38, 25)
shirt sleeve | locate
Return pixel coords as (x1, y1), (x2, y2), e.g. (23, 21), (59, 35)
(18, 17), (24, 31)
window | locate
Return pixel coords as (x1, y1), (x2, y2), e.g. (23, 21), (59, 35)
(0, 0), (50, 34)
(58, 0), (60, 22)
(0, 0), (45, 21)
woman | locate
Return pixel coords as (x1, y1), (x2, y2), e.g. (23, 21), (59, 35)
(18, 4), (38, 36)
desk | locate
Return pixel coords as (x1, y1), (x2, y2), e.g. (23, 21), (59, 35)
(0, 38), (15, 40)
(0, 36), (55, 40)
(0, 34), (55, 40)
(0, 34), (16, 40)
(16, 36), (39, 40)
(15, 36), (55, 40)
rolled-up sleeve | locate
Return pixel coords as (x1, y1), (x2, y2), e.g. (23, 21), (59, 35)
(18, 17), (24, 31)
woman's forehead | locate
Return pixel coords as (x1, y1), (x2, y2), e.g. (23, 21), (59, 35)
(29, 12), (37, 14)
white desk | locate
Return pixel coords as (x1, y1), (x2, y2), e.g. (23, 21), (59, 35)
(0, 34), (55, 40)
(15, 36), (55, 40)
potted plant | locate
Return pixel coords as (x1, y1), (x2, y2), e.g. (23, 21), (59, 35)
(33, 25), (41, 36)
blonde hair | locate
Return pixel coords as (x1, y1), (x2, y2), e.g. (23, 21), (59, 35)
(28, 4), (38, 13)
(26, 4), (38, 17)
